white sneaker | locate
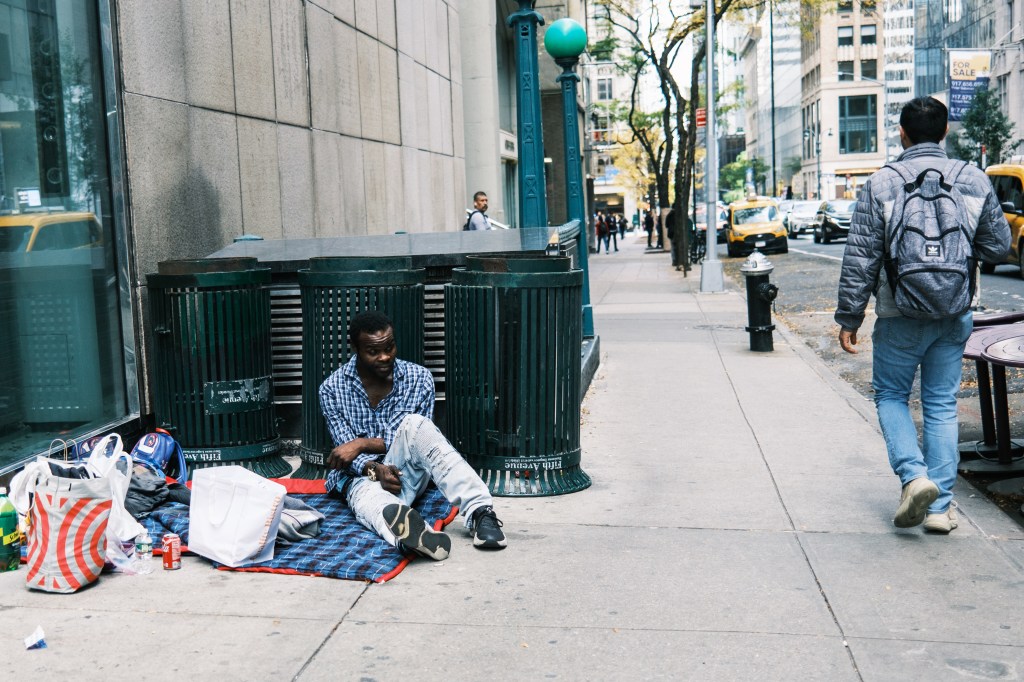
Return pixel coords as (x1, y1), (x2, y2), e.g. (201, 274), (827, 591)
(893, 478), (939, 528)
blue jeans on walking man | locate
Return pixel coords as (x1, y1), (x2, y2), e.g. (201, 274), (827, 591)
(871, 311), (972, 515)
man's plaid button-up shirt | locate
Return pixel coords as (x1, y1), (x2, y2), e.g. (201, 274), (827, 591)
(318, 356), (435, 494)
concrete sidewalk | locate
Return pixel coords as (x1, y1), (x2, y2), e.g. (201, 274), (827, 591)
(4, 234), (1024, 680)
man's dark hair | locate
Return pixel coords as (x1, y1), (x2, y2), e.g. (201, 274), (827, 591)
(348, 310), (394, 349)
(473, 191), (487, 201)
(899, 97), (948, 145)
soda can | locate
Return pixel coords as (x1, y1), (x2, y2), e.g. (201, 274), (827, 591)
(162, 533), (181, 570)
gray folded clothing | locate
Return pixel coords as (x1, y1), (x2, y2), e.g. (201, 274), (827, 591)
(276, 495), (325, 545)
(125, 464), (170, 519)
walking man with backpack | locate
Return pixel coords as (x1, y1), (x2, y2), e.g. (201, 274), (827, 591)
(835, 97), (1010, 533)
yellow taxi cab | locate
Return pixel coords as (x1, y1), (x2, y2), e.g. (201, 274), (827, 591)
(982, 163), (1024, 276)
(0, 211), (102, 253)
(725, 195), (788, 258)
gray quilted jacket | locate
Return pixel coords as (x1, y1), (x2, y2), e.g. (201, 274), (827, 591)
(835, 143), (1011, 331)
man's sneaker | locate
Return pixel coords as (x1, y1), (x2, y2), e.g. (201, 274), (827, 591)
(383, 503), (451, 561)
(893, 478), (940, 528)
(471, 506), (507, 550)
(923, 506), (959, 534)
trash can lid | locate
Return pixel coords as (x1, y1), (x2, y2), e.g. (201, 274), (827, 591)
(465, 255), (571, 274)
(157, 257), (261, 275)
(307, 256), (415, 272)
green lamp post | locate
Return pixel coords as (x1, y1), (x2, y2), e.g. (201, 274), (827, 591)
(508, 1), (548, 228)
(544, 17), (594, 338)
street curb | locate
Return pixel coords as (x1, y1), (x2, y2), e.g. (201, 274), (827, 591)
(581, 336), (601, 403)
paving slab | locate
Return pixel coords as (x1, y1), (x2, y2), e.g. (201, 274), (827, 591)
(801, 533), (1024, 646)
(347, 525), (839, 636)
(847, 637), (1024, 682)
(302, 624), (859, 681)
(0, 607), (330, 680)
(0, 555), (364, 620)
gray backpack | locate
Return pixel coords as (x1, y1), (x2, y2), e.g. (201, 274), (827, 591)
(883, 159), (976, 320)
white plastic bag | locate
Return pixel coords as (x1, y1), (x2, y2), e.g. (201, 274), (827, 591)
(188, 466), (286, 568)
(84, 435), (146, 551)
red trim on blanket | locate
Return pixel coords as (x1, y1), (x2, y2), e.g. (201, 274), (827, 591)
(172, 477), (328, 495)
(374, 506), (460, 584)
(217, 566), (326, 578)
(270, 479), (329, 494)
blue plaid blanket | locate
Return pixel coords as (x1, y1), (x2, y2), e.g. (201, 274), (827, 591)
(142, 486), (455, 583)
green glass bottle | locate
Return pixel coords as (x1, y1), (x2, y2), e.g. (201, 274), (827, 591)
(0, 486), (21, 572)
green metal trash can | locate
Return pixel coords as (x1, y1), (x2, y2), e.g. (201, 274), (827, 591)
(445, 255), (589, 496)
(294, 257), (425, 479)
(147, 258), (287, 478)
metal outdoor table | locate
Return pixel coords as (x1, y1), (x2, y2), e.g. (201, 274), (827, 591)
(974, 332), (1024, 471)
(959, 323), (1024, 465)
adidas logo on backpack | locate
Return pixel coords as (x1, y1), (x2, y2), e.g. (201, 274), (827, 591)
(883, 159), (976, 319)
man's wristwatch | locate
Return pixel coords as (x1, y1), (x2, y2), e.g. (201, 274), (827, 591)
(364, 462), (378, 481)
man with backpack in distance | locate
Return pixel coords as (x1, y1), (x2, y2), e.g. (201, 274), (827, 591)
(464, 191), (492, 230)
(835, 97), (1010, 534)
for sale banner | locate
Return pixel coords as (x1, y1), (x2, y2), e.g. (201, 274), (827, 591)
(949, 50), (991, 121)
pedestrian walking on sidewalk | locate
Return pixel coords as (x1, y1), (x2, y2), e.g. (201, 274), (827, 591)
(320, 310), (508, 558)
(643, 210), (654, 248)
(835, 97), (1010, 533)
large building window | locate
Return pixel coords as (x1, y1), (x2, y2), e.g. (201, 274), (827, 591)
(597, 78), (613, 100)
(861, 24), (878, 44)
(839, 61), (855, 80)
(839, 95), (878, 154)
(862, 59), (878, 80)
(0, 0), (130, 469)
(838, 26), (854, 46)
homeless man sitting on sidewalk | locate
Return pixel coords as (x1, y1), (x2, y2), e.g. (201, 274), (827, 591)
(318, 310), (507, 559)
(835, 96), (1011, 534)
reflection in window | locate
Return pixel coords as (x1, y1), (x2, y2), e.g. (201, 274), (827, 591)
(0, 0), (128, 469)
(862, 59), (878, 80)
(839, 94), (878, 154)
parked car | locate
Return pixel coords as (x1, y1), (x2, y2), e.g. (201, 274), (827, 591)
(812, 199), (857, 244)
(725, 196), (788, 257)
(981, 163), (1024, 276)
(784, 200), (820, 238)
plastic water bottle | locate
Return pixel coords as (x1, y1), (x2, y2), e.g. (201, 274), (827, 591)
(0, 487), (20, 572)
(134, 531), (153, 575)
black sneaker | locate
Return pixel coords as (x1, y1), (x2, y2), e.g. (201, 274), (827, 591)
(471, 506), (507, 550)
(383, 503), (451, 561)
